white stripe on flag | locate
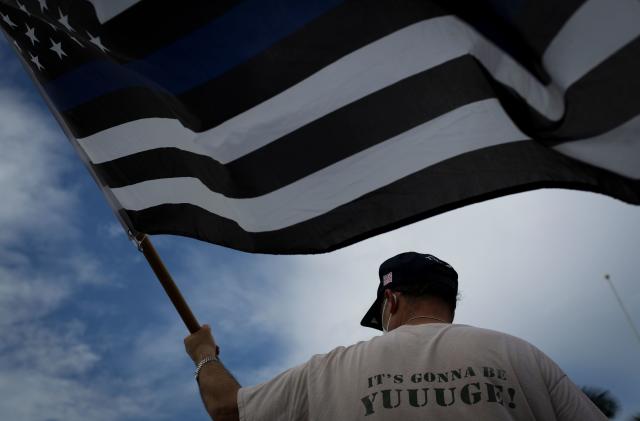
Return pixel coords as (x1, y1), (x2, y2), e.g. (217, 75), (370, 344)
(543, 0), (640, 90)
(79, 118), (205, 164)
(86, 0), (142, 23)
(110, 99), (527, 232)
(553, 114), (640, 179)
(78, 15), (560, 165)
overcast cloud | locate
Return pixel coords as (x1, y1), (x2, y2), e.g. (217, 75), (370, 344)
(0, 53), (196, 420)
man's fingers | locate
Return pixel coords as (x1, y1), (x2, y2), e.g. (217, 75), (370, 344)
(185, 324), (211, 342)
(184, 324), (218, 362)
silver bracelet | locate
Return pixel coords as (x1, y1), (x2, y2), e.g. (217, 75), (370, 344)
(194, 355), (219, 381)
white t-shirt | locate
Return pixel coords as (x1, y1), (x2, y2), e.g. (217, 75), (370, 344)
(238, 324), (605, 421)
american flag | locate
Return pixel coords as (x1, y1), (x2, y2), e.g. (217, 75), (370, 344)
(383, 272), (392, 287)
(1, 0), (639, 253)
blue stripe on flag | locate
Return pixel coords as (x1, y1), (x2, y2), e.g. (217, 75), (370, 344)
(45, 0), (344, 111)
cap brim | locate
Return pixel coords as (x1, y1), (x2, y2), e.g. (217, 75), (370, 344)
(360, 295), (384, 331)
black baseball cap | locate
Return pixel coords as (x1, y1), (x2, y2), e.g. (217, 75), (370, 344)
(360, 252), (458, 330)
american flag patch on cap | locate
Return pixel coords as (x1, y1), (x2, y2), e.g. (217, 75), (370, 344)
(383, 272), (393, 286)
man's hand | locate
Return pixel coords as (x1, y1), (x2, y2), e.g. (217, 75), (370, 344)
(184, 324), (219, 364)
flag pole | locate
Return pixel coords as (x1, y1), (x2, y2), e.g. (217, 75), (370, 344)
(134, 233), (201, 333)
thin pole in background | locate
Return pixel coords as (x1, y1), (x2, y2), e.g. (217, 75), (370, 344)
(134, 233), (201, 334)
(604, 274), (640, 346)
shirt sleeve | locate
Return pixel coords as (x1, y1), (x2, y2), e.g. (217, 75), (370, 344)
(530, 345), (607, 421)
(549, 375), (608, 421)
(237, 362), (309, 421)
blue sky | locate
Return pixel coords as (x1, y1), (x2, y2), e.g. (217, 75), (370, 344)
(0, 34), (639, 421)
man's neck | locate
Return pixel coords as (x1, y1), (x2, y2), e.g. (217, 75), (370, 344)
(399, 301), (452, 326)
(403, 315), (450, 326)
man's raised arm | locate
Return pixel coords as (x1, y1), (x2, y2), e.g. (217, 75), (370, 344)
(185, 325), (240, 421)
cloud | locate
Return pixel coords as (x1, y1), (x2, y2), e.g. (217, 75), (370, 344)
(0, 60), (189, 420)
(100, 221), (129, 239)
(0, 85), (77, 248)
(0, 78), (80, 325)
(65, 251), (112, 285)
(0, 259), (155, 420)
(0, 372), (141, 421)
(0, 266), (69, 326)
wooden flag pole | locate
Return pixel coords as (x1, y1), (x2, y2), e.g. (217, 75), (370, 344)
(135, 233), (201, 333)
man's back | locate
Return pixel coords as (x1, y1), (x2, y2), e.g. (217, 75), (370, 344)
(238, 324), (605, 420)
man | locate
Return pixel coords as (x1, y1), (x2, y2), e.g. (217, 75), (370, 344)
(184, 252), (605, 420)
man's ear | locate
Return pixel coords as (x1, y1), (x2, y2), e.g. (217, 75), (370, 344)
(384, 289), (399, 315)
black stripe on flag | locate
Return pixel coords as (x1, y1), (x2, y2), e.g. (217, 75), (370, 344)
(100, 0), (242, 61)
(542, 37), (640, 143)
(495, 0), (586, 56)
(124, 141), (640, 254)
(63, 88), (194, 138)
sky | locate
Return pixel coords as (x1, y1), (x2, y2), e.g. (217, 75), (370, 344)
(0, 33), (639, 421)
